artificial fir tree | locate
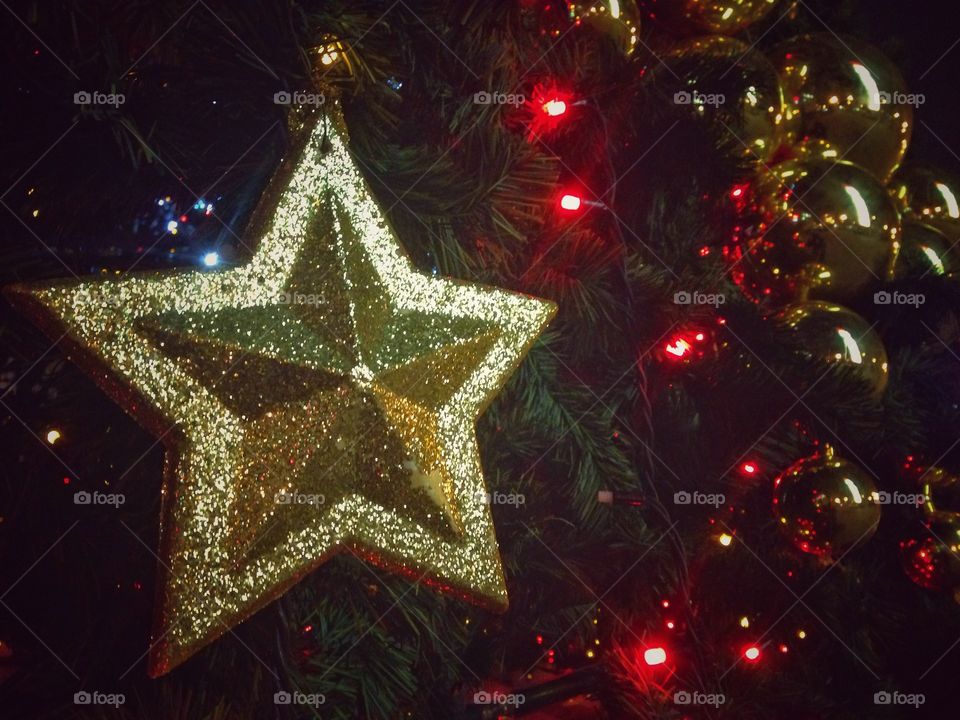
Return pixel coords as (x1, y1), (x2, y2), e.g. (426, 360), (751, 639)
(2, 1), (960, 718)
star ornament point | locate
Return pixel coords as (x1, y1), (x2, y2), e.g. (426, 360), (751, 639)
(9, 106), (555, 676)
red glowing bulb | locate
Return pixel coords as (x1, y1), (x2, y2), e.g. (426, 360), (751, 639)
(560, 193), (582, 211)
(665, 339), (691, 358)
(744, 645), (761, 662)
(542, 99), (567, 116)
(644, 647), (667, 666)
(741, 462), (757, 475)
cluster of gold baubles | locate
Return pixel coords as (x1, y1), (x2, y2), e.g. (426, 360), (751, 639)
(544, 1), (787, 59)
(688, 33), (960, 400)
(771, 450), (960, 596)
(661, 28), (959, 297)
(899, 464), (960, 600)
(701, 32), (960, 575)
(725, 33), (960, 305)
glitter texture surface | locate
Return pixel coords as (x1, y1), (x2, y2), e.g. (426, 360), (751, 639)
(9, 101), (555, 676)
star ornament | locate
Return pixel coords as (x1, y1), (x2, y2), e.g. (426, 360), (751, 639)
(8, 103), (555, 676)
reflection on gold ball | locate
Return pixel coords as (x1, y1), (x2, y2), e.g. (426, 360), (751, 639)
(895, 221), (958, 279)
(773, 445), (881, 560)
(777, 301), (889, 397)
(683, 0), (783, 34)
(789, 137), (840, 162)
(664, 36), (786, 162)
(734, 160), (901, 305)
(889, 166), (960, 242)
(900, 513), (960, 593)
(772, 34), (913, 182)
(568, 1), (642, 57)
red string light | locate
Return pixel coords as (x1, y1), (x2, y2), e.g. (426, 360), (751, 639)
(643, 647), (667, 666)
(542, 98), (567, 117)
(560, 193), (582, 211)
(664, 338), (691, 358)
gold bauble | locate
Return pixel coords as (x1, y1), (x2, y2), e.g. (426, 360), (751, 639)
(663, 35), (786, 162)
(889, 166), (960, 242)
(568, 1), (641, 57)
(920, 467), (960, 517)
(773, 445), (881, 560)
(895, 220), (958, 279)
(777, 301), (889, 397)
(900, 512), (960, 593)
(772, 34), (913, 182)
(683, 0), (783, 34)
(735, 160), (901, 305)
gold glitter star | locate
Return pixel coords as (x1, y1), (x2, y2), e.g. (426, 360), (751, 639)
(8, 102), (555, 676)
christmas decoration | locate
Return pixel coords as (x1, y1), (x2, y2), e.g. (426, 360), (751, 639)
(567, 1), (642, 57)
(7, 101), (555, 676)
(661, 35), (786, 162)
(777, 301), (889, 397)
(900, 513), (960, 598)
(889, 165), (960, 242)
(312, 34), (348, 72)
(773, 445), (881, 559)
(5, 3), (960, 718)
(734, 159), (901, 305)
(560, 193), (584, 211)
(658, 323), (726, 364)
(681, 0), (783, 34)
(895, 220), (958, 278)
(772, 34), (913, 182)
(642, 647), (667, 665)
(918, 466), (960, 517)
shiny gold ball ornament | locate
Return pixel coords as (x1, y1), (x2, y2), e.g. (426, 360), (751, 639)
(777, 301), (889, 397)
(919, 467), (960, 518)
(889, 166), (960, 242)
(772, 34), (913, 182)
(895, 221), (958, 279)
(7, 100), (555, 675)
(567, 1), (642, 57)
(900, 513), (960, 595)
(735, 160), (901, 305)
(773, 445), (881, 560)
(663, 35), (786, 162)
(683, 0), (783, 35)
